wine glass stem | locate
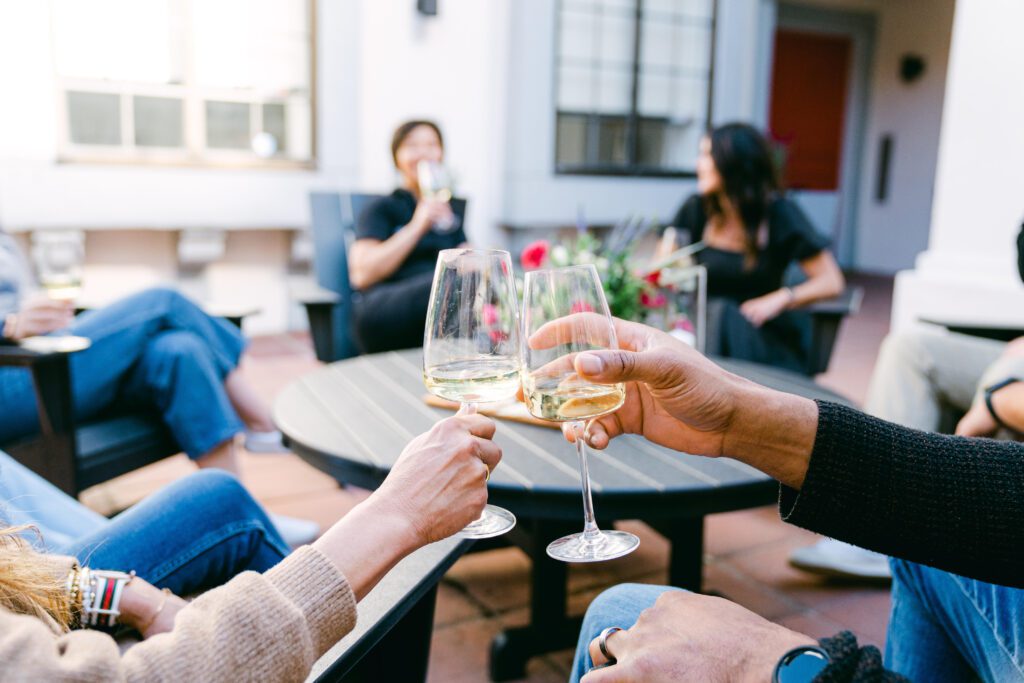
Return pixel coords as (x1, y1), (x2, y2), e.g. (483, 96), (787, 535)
(572, 421), (601, 541)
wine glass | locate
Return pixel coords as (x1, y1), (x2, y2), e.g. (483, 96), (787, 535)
(33, 231), (83, 302)
(423, 248), (519, 538)
(417, 160), (457, 233)
(521, 264), (640, 562)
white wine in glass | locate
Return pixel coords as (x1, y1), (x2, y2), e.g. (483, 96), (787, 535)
(423, 248), (519, 538)
(521, 264), (640, 562)
(417, 160), (456, 232)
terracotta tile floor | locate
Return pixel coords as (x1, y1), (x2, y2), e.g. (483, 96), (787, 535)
(80, 274), (894, 682)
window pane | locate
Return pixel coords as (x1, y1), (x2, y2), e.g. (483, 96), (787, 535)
(205, 101), (251, 149)
(638, 72), (672, 117)
(597, 10), (635, 68)
(639, 19), (674, 69)
(595, 67), (632, 113)
(637, 119), (667, 166)
(53, 0), (179, 84)
(559, 7), (595, 62)
(193, 0), (310, 92)
(134, 96), (183, 147)
(262, 103), (288, 154)
(67, 92), (121, 145)
(661, 120), (704, 168)
(556, 113), (589, 165)
(558, 64), (595, 111)
(597, 117), (628, 165)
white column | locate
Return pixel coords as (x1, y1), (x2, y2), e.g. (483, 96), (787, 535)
(891, 0), (1024, 330)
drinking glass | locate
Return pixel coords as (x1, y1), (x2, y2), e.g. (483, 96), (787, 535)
(521, 264), (640, 562)
(423, 248), (519, 538)
(417, 160), (456, 232)
(33, 231), (83, 302)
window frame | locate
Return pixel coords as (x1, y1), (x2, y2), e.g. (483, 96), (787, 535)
(53, 0), (318, 170)
(553, 0), (718, 178)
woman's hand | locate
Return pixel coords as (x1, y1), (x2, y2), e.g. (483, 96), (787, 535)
(739, 289), (791, 328)
(3, 296), (73, 340)
(582, 591), (816, 682)
(372, 411), (500, 545)
(410, 198), (454, 234)
(116, 577), (187, 639)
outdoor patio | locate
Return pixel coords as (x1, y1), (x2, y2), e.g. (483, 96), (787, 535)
(78, 275), (893, 683)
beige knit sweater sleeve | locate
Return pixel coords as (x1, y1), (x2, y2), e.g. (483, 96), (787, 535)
(0, 546), (357, 682)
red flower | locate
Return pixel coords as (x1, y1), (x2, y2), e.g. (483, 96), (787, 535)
(521, 240), (550, 271)
(570, 301), (595, 314)
(640, 290), (668, 308)
(482, 303), (499, 326)
(644, 270), (662, 286)
(674, 318), (695, 332)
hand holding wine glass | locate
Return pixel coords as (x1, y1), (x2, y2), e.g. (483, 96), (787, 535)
(422, 248), (520, 538)
(416, 160), (456, 233)
(521, 264), (639, 562)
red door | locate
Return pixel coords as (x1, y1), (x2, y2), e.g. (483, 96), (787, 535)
(769, 29), (852, 191)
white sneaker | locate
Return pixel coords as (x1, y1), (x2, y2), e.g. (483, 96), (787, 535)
(270, 513), (321, 547)
(789, 539), (892, 581)
(244, 430), (290, 454)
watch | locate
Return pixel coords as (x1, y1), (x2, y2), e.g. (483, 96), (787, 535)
(773, 645), (830, 683)
(984, 377), (1022, 432)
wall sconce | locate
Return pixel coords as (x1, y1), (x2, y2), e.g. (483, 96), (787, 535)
(900, 54), (925, 83)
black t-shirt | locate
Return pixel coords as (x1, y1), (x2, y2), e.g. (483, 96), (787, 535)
(671, 194), (830, 302)
(355, 189), (468, 290)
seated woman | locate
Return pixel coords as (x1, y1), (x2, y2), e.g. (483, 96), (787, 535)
(0, 450), (289, 635)
(0, 232), (315, 543)
(349, 120), (468, 353)
(0, 411), (498, 680)
(670, 122), (845, 372)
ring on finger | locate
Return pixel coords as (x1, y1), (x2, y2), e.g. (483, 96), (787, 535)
(598, 626), (623, 663)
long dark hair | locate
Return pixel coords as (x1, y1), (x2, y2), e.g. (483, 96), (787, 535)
(390, 120), (444, 166)
(703, 123), (779, 258)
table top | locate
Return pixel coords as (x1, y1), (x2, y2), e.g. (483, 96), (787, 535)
(274, 349), (851, 520)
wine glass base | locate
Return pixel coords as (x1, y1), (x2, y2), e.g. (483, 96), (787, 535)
(546, 529), (640, 563)
(456, 505), (517, 539)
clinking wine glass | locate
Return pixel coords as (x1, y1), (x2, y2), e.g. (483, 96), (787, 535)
(33, 232), (83, 302)
(417, 159), (456, 233)
(521, 264), (640, 562)
(423, 248), (519, 538)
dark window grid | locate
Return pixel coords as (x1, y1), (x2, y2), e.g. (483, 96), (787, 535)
(554, 0), (716, 175)
(561, 56), (710, 81)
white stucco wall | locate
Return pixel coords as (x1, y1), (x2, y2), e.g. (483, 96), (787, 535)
(891, 0), (1024, 330)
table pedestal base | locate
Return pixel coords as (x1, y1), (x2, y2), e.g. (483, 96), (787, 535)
(488, 516), (705, 682)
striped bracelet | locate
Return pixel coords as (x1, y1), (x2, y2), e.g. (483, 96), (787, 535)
(81, 569), (135, 631)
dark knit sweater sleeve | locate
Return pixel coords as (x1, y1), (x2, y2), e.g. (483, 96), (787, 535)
(814, 632), (908, 682)
(780, 401), (1024, 588)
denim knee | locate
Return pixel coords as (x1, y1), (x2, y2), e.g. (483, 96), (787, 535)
(148, 329), (208, 361)
(184, 469), (261, 518)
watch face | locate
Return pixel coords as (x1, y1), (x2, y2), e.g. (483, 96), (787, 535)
(777, 649), (829, 683)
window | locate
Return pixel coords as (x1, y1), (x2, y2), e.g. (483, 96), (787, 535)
(555, 0), (716, 176)
(53, 0), (314, 167)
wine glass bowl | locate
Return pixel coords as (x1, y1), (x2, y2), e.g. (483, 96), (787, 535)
(521, 264), (640, 562)
(423, 248), (519, 539)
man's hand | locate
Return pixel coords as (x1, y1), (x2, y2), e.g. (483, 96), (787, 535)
(957, 380), (1024, 437)
(582, 591), (816, 683)
(3, 296), (73, 340)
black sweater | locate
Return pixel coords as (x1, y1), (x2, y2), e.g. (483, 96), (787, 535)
(784, 401), (1024, 681)
(784, 401), (1024, 589)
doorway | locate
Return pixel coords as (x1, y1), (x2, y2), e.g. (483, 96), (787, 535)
(769, 4), (876, 269)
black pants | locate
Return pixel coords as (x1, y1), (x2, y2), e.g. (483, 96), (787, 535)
(352, 271), (434, 353)
(705, 297), (810, 374)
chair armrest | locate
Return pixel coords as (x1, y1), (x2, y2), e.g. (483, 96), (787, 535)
(294, 283), (342, 306)
(0, 336), (90, 367)
(801, 286), (864, 317)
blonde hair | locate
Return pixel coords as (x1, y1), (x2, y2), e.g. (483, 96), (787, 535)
(0, 525), (72, 630)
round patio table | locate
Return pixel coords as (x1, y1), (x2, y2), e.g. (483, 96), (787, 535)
(274, 348), (851, 681)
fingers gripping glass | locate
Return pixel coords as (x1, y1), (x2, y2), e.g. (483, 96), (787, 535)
(522, 264), (640, 562)
(423, 249), (519, 538)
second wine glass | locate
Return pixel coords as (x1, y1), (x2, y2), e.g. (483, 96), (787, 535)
(521, 264), (640, 562)
(423, 248), (519, 538)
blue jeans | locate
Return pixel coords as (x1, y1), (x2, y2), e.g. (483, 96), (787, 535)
(0, 451), (288, 596)
(570, 583), (682, 682)
(886, 558), (1024, 682)
(0, 287), (246, 459)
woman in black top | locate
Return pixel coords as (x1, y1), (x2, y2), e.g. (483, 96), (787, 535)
(671, 123), (845, 372)
(544, 319), (1023, 682)
(348, 120), (468, 353)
